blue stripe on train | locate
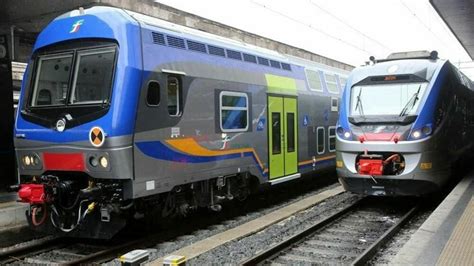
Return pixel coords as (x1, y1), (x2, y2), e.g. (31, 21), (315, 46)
(136, 141), (267, 176)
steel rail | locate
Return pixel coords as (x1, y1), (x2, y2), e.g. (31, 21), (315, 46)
(65, 234), (161, 265)
(240, 198), (364, 265)
(0, 236), (65, 264)
(64, 243), (137, 265)
(351, 204), (420, 266)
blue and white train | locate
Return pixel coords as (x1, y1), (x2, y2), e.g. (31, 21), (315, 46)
(336, 51), (474, 196)
(13, 6), (348, 238)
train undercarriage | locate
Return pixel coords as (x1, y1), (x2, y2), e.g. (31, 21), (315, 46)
(13, 172), (256, 239)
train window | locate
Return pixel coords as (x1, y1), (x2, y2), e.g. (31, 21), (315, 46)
(328, 126), (336, 152)
(351, 82), (429, 116)
(70, 48), (116, 104)
(272, 112), (281, 154)
(331, 97), (338, 112)
(305, 69), (323, 92)
(325, 73), (339, 94)
(219, 91), (249, 132)
(146, 81), (160, 106)
(167, 76), (181, 116)
(317, 127), (325, 154)
(287, 113), (295, 152)
(31, 53), (73, 107)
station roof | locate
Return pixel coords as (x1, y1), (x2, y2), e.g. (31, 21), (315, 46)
(430, 0), (474, 59)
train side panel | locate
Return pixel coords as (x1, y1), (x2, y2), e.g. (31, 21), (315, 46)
(131, 25), (339, 198)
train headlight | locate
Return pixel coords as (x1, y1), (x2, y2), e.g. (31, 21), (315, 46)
(411, 130), (421, 139)
(337, 126), (352, 140)
(99, 156), (108, 168)
(344, 131), (351, 139)
(89, 156), (98, 167)
(422, 125), (433, 135)
(410, 124), (433, 140)
(21, 153), (41, 169)
(23, 156), (31, 166)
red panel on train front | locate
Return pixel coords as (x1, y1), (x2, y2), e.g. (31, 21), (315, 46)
(43, 153), (85, 171)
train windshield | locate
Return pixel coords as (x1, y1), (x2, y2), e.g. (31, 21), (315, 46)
(30, 47), (116, 107)
(350, 82), (429, 117)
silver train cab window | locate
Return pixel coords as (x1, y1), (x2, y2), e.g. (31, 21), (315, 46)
(69, 48), (115, 105)
(30, 47), (116, 107)
(31, 53), (73, 107)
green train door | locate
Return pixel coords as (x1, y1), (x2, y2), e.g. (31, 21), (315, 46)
(268, 96), (298, 179)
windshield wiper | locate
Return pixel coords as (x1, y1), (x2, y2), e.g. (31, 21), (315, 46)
(399, 85), (421, 117)
(354, 89), (365, 116)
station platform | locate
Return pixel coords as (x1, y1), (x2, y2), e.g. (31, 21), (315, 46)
(392, 172), (474, 265)
(0, 192), (28, 229)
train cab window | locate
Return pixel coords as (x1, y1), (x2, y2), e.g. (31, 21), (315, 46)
(328, 126), (336, 152)
(305, 69), (323, 92)
(317, 127), (325, 154)
(325, 73), (339, 94)
(167, 76), (181, 116)
(70, 48), (116, 104)
(219, 91), (249, 132)
(146, 81), (160, 106)
(31, 54), (73, 106)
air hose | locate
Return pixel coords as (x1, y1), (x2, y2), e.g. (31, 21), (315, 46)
(31, 204), (47, 226)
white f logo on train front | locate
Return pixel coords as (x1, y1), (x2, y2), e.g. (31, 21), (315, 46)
(70, 19), (84, 33)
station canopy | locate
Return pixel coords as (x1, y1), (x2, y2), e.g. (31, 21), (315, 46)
(431, 0), (474, 59)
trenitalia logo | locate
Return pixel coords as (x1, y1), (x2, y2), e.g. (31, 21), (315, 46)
(70, 19), (84, 33)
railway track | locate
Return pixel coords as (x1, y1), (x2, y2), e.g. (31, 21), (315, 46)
(0, 236), (62, 264)
(241, 197), (420, 265)
(0, 234), (156, 265)
(2, 179), (341, 265)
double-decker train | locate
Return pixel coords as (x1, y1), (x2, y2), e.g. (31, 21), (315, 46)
(14, 6), (348, 238)
(336, 51), (474, 196)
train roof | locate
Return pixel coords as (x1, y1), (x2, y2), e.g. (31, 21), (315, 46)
(125, 10), (349, 75)
(124, 10), (287, 61)
(47, 6), (349, 75)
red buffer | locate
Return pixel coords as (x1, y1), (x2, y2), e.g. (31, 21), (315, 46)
(357, 156), (383, 176)
(18, 184), (47, 205)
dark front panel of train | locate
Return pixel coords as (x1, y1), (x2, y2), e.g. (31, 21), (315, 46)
(0, 35), (15, 190)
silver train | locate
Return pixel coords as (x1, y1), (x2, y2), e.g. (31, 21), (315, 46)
(336, 51), (474, 196)
(14, 7), (348, 238)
